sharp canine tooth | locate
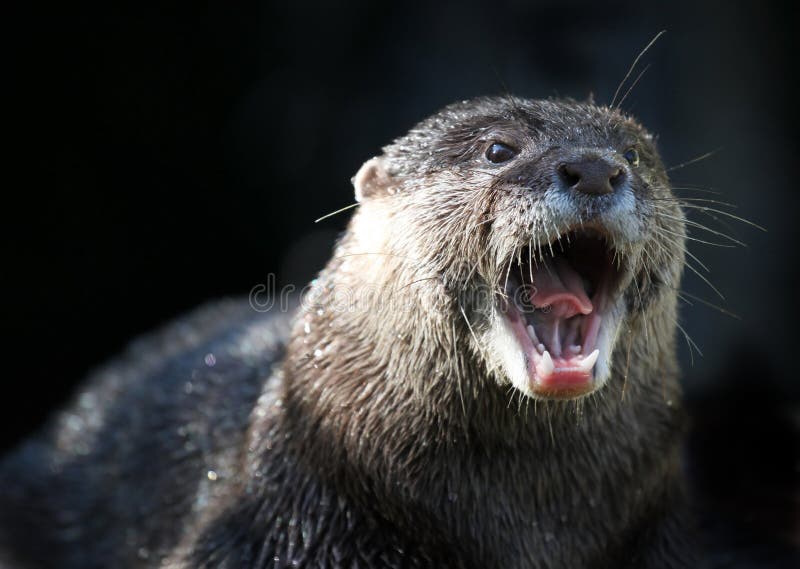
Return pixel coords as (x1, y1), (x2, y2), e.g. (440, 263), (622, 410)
(540, 351), (554, 377)
(581, 349), (600, 371)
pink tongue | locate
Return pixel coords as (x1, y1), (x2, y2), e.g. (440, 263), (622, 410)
(531, 257), (593, 317)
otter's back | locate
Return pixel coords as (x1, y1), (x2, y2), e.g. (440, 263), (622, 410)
(0, 299), (292, 569)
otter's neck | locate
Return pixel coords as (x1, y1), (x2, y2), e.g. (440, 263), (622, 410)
(274, 249), (685, 564)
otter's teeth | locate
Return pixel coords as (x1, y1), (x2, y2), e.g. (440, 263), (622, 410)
(539, 351), (555, 377)
(527, 325), (546, 354)
(580, 349), (600, 372)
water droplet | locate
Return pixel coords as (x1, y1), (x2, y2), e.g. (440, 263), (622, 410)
(204, 353), (216, 367)
(304, 322), (311, 334)
(314, 349), (323, 358)
(207, 470), (218, 481)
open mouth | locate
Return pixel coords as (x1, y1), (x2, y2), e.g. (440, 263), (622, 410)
(497, 228), (625, 399)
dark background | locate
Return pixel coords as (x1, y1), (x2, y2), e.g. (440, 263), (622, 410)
(4, 1), (798, 551)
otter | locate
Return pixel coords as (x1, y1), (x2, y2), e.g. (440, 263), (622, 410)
(0, 96), (697, 568)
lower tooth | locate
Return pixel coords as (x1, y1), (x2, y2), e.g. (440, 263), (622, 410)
(539, 350), (555, 376)
(526, 325), (538, 342)
(580, 349), (600, 372)
(569, 345), (581, 354)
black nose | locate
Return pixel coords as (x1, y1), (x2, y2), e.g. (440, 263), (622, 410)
(557, 158), (625, 196)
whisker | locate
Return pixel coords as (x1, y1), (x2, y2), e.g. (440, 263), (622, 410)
(654, 196), (737, 208)
(611, 30), (666, 108)
(507, 385), (517, 409)
(452, 321), (467, 419)
(666, 148), (722, 172)
(687, 222), (746, 247)
(459, 302), (491, 367)
(678, 205), (766, 232)
(654, 226), (735, 248)
(676, 290), (740, 319)
(397, 276), (440, 290)
(673, 216), (749, 247)
(631, 250), (650, 345)
(683, 258), (725, 300)
(647, 222), (711, 273)
(621, 326), (634, 401)
(669, 185), (724, 195)
(314, 202), (360, 223)
(503, 248), (515, 294)
(333, 251), (423, 262)
(674, 318), (703, 364)
(616, 63), (651, 109)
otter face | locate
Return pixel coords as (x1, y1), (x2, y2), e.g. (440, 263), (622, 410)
(353, 96), (684, 401)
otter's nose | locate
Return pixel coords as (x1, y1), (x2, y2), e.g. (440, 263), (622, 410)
(557, 158), (625, 196)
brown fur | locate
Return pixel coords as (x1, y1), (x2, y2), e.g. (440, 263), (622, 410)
(271, 97), (693, 567)
(0, 96), (696, 568)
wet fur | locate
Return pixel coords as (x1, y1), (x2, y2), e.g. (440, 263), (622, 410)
(0, 97), (697, 568)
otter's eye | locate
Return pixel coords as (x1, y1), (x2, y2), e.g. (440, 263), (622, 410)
(623, 147), (640, 167)
(485, 142), (517, 164)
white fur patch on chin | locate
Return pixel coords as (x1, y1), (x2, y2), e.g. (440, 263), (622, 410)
(590, 300), (627, 389)
(486, 311), (532, 396)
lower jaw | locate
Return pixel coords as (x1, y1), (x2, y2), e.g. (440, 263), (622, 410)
(490, 302), (621, 401)
(529, 368), (596, 399)
(515, 320), (597, 400)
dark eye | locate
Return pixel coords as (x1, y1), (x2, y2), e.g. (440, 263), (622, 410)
(485, 142), (517, 164)
(623, 147), (640, 167)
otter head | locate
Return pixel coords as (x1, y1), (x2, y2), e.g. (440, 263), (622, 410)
(350, 96), (684, 401)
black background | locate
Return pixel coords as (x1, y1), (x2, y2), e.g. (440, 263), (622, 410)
(4, 0), (799, 539)
(4, 0), (799, 560)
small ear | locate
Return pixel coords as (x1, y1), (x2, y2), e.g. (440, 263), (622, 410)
(352, 157), (392, 202)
